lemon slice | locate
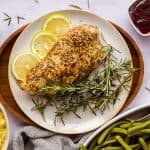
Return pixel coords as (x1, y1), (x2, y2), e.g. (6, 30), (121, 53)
(12, 53), (40, 81)
(42, 13), (72, 37)
(31, 31), (56, 59)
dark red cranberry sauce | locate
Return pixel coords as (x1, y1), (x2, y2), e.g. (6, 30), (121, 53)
(129, 0), (150, 34)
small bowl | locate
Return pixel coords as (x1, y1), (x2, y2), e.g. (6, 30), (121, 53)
(128, 0), (150, 36)
(84, 104), (150, 148)
(0, 103), (9, 150)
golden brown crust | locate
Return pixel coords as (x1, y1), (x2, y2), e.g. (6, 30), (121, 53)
(19, 24), (103, 95)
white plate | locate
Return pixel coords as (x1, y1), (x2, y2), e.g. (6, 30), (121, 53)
(8, 9), (132, 134)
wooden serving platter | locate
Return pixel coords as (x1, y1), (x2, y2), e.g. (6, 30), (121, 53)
(0, 23), (144, 125)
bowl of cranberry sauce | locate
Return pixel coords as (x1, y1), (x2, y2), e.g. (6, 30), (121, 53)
(128, 0), (150, 36)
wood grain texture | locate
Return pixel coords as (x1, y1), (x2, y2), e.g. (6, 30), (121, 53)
(0, 23), (144, 126)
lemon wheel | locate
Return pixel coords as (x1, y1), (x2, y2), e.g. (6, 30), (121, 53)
(12, 53), (40, 81)
(42, 13), (72, 37)
(31, 31), (56, 59)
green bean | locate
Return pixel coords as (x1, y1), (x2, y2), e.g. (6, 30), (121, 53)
(129, 130), (150, 137)
(93, 146), (101, 150)
(111, 127), (127, 135)
(80, 144), (87, 150)
(101, 144), (140, 149)
(140, 129), (150, 134)
(97, 121), (128, 145)
(125, 136), (130, 144)
(115, 135), (133, 150)
(88, 135), (99, 150)
(133, 122), (144, 126)
(143, 134), (150, 139)
(86, 116), (150, 150)
(101, 139), (117, 147)
(120, 123), (130, 128)
(130, 144), (140, 149)
(100, 144), (140, 150)
(129, 129), (144, 137)
(120, 121), (134, 129)
(101, 146), (123, 150)
(128, 120), (150, 134)
(138, 137), (149, 150)
(106, 135), (115, 141)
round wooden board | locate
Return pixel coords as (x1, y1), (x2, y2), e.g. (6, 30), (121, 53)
(0, 23), (144, 126)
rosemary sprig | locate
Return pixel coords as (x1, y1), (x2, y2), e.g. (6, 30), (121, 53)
(17, 16), (25, 24)
(145, 87), (150, 92)
(3, 12), (12, 26)
(87, 0), (90, 8)
(3, 13), (25, 25)
(32, 44), (134, 125)
(34, 0), (39, 3)
(31, 98), (46, 122)
(69, 4), (82, 10)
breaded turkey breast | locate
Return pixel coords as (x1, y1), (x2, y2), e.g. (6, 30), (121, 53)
(19, 24), (103, 95)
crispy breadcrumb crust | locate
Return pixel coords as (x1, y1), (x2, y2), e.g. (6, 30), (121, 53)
(19, 24), (103, 95)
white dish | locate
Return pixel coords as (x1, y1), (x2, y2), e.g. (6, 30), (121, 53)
(8, 9), (132, 134)
(84, 104), (150, 147)
(0, 103), (9, 150)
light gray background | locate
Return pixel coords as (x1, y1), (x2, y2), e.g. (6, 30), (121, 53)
(0, 0), (150, 149)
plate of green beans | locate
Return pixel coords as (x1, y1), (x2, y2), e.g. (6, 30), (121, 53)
(81, 104), (150, 150)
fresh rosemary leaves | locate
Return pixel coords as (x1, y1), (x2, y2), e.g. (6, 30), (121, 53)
(3, 12), (25, 26)
(3, 13), (12, 26)
(69, 4), (82, 10)
(17, 16), (25, 24)
(32, 44), (133, 124)
(34, 0), (39, 3)
(87, 0), (90, 9)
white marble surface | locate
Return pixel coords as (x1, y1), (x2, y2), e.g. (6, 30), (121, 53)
(0, 0), (150, 149)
